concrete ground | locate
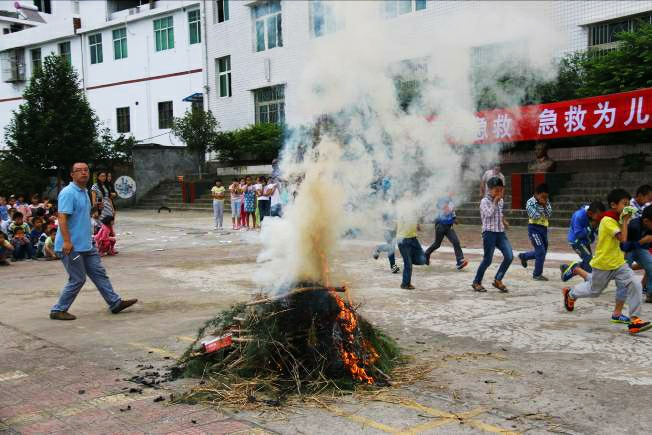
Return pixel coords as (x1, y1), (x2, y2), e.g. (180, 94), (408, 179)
(1, 209), (651, 434)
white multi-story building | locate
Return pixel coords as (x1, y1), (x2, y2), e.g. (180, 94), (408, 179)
(203, 0), (652, 133)
(2, 1), (652, 154)
(0, 0), (204, 150)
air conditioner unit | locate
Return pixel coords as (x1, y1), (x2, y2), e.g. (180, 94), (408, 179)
(129, 7), (138, 15)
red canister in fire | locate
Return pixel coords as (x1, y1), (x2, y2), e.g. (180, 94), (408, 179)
(201, 334), (233, 353)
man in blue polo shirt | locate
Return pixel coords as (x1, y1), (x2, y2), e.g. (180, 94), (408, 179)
(50, 162), (137, 320)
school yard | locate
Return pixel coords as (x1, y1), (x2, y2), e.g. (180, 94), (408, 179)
(1, 209), (650, 434)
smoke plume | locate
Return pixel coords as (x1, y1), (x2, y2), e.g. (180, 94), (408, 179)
(255, 1), (563, 292)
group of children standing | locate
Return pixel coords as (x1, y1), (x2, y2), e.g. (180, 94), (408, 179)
(212, 176), (284, 231)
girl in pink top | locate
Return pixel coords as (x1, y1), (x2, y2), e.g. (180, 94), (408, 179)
(94, 215), (117, 256)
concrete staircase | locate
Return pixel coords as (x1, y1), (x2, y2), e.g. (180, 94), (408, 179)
(133, 180), (232, 213)
(455, 172), (650, 227)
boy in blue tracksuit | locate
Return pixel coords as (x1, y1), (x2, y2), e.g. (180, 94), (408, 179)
(560, 201), (606, 281)
(518, 183), (552, 280)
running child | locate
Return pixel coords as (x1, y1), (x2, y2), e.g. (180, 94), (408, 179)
(472, 177), (513, 293)
(622, 206), (652, 303)
(630, 184), (652, 218)
(424, 193), (468, 270)
(373, 211), (400, 274)
(518, 183), (552, 281)
(561, 201), (605, 278)
(562, 189), (652, 334)
(396, 205), (426, 290)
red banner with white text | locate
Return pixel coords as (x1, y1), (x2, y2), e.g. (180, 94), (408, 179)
(473, 87), (652, 144)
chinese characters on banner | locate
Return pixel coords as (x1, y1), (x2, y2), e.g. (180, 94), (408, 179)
(473, 87), (652, 144)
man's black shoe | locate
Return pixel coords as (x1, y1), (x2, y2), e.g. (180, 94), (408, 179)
(111, 299), (138, 314)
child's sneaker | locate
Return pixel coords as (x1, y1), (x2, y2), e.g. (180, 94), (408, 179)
(560, 261), (579, 282)
(628, 317), (652, 334)
(533, 275), (549, 281)
(610, 313), (631, 324)
(562, 287), (575, 311)
(391, 264), (400, 274)
(518, 253), (527, 268)
(456, 259), (468, 270)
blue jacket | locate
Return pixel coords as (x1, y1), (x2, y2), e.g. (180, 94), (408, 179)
(435, 197), (456, 225)
(567, 206), (594, 244)
(621, 217), (652, 252)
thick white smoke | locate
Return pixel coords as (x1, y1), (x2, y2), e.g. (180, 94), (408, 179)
(255, 1), (563, 292)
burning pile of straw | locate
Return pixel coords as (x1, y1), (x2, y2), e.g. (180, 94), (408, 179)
(175, 284), (401, 406)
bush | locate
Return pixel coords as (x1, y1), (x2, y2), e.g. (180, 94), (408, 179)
(212, 123), (283, 163)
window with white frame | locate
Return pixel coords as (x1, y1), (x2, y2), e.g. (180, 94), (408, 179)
(158, 101), (174, 129)
(383, 0), (427, 18)
(113, 28), (128, 60)
(188, 9), (201, 44)
(30, 48), (41, 75)
(89, 33), (103, 64)
(216, 56), (232, 97)
(254, 85), (285, 125)
(116, 107), (130, 133)
(310, 0), (345, 37)
(215, 0), (229, 23)
(253, 0), (283, 52)
(154, 16), (174, 52)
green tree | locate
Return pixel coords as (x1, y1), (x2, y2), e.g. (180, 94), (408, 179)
(536, 52), (586, 103)
(96, 126), (136, 168)
(170, 108), (220, 177)
(212, 123), (283, 163)
(0, 157), (45, 196)
(579, 22), (652, 96)
(4, 54), (102, 186)
(474, 22), (652, 110)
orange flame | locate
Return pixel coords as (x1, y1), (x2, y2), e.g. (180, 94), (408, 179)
(332, 292), (375, 384)
(313, 230), (377, 384)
